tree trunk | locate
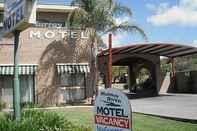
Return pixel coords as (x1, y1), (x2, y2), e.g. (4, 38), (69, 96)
(87, 29), (98, 102)
(90, 40), (97, 96)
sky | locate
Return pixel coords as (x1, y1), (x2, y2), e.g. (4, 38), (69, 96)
(40, 0), (197, 47)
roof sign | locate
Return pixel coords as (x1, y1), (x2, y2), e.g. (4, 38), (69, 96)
(3, 0), (37, 37)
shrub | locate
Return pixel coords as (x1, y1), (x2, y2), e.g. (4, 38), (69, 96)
(0, 110), (92, 131)
(21, 102), (40, 109)
(123, 84), (128, 89)
(0, 101), (6, 111)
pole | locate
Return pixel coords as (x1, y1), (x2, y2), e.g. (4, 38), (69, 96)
(171, 58), (175, 77)
(14, 30), (21, 121)
(108, 33), (112, 88)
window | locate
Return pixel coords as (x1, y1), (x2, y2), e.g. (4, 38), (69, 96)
(60, 73), (85, 87)
(0, 76), (13, 107)
(20, 75), (34, 103)
(0, 75), (34, 107)
(60, 73), (85, 102)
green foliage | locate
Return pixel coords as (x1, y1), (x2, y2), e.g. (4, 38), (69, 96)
(175, 55), (197, 71)
(123, 84), (128, 89)
(0, 110), (91, 131)
(68, 0), (147, 94)
(21, 102), (40, 109)
(112, 66), (127, 77)
(0, 101), (6, 111)
(161, 55), (197, 73)
(0, 12), (3, 22)
(69, 0), (147, 44)
(161, 63), (171, 74)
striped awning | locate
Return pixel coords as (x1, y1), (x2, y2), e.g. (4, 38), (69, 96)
(57, 63), (90, 74)
(0, 65), (38, 75)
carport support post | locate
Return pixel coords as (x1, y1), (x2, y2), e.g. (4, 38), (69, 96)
(13, 30), (21, 121)
(171, 58), (175, 77)
(108, 33), (112, 88)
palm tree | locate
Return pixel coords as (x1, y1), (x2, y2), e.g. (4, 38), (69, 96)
(68, 0), (147, 99)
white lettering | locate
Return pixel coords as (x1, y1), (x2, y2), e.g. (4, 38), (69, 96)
(4, 6), (24, 31)
(30, 31), (41, 39)
(58, 31), (68, 38)
(81, 31), (89, 39)
(28, 30), (89, 39)
(71, 31), (78, 39)
(44, 31), (55, 39)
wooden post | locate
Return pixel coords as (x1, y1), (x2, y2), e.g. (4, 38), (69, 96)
(171, 58), (175, 77)
(108, 33), (112, 88)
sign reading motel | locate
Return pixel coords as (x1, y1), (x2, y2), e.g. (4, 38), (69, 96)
(29, 30), (89, 39)
(3, 0), (37, 36)
(94, 89), (132, 131)
(29, 23), (89, 39)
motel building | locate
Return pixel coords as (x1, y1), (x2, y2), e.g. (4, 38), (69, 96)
(0, 2), (94, 107)
(1, 1), (197, 109)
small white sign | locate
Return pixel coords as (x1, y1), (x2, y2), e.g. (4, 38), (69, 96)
(3, 0), (37, 36)
(94, 88), (132, 131)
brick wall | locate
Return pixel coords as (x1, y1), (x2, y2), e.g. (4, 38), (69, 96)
(0, 27), (93, 106)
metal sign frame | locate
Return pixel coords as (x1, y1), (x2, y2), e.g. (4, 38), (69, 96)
(3, 0), (37, 120)
(94, 88), (132, 131)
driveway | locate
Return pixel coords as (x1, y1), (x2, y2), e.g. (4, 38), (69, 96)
(130, 94), (197, 121)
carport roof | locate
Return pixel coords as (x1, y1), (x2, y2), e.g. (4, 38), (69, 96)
(98, 43), (197, 58)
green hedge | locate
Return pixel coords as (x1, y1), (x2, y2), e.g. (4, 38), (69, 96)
(0, 101), (6, 111)
(0, 110), (91, 131)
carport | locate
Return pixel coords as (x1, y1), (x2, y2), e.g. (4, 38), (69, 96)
(98, 43), (197, 97)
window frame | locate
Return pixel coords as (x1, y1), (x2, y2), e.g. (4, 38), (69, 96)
(59, 73), (86, 88)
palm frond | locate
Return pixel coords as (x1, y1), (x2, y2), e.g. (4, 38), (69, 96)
(90, 7), (110, 31)
(95, 34), (107, 49)
(112, 3), (132, 17)
(107, 0), (114, 8)
(71, 0), (83, 6)
(67, 7), (88, 28)
(107, 22), (148, 41)
(69, 0), (147, 41)
(97, 0), (114, 9)
(71, 0), (97, 13)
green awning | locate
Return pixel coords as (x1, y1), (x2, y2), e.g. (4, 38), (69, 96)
(0, 65), (38, 75)
(57, 63), (90, 74)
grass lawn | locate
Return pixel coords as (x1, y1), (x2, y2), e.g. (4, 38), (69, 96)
(0, 112), (4, 118)
(55, 107), (197, 131)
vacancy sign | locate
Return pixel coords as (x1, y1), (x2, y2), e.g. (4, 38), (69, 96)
(3, 0), (37, 36)
(94, 88), (132, 131)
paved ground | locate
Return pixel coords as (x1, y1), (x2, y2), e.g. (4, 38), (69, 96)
(130, 93), (197, 121)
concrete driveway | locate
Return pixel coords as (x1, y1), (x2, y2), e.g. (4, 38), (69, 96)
(130, 94), (197, 121)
